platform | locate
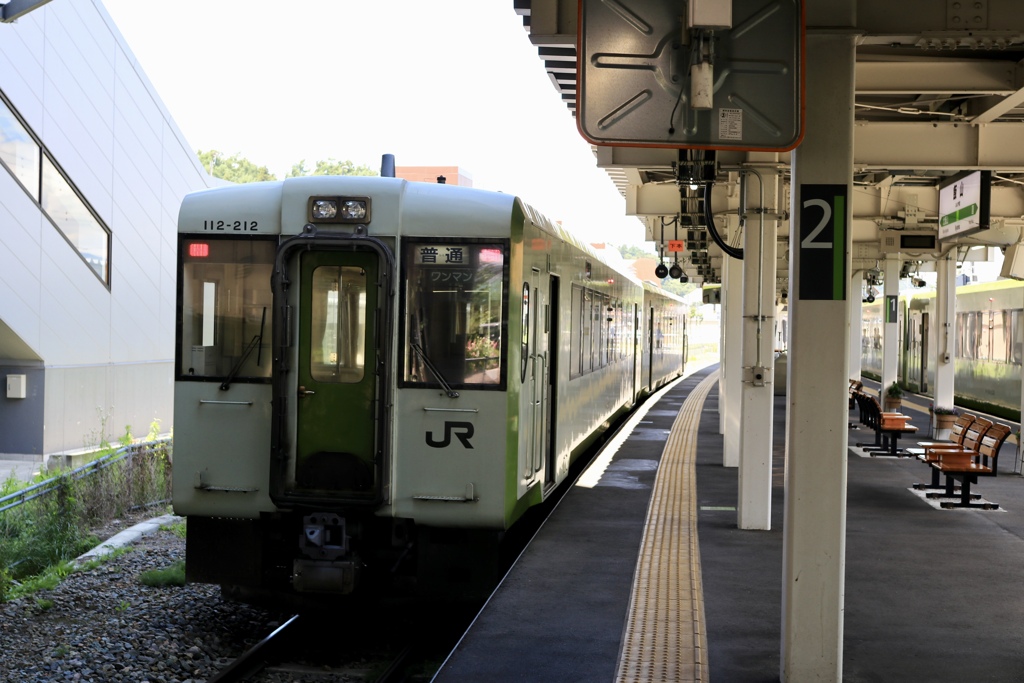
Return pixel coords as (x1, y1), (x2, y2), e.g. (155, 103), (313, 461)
(434, 366), (1024, 682)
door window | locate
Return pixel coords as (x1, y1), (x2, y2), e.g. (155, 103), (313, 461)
(310, 266), (367, 383)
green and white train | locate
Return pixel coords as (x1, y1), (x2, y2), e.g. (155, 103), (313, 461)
(173, 173), (686, 606)
(861, 279), (1024, 420)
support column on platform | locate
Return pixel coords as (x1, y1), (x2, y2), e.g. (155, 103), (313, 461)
(722, 215), (744, 468)
(934, 254), (956, 408)
(782, 26), (855, 683)
(719, 244), (728, 436)
(848, 273), (863, 381)
(738, 161), (778, 530)
(881, 257), (901, 393)
(719, 294), (726, 435)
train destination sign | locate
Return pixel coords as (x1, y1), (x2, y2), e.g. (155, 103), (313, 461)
(798, 184), (847, 301)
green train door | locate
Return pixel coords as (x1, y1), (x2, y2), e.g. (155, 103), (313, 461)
(271, 239), (392, 507)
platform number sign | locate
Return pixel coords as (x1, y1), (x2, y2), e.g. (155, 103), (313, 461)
(799, 184), (847, 301)
(886, 295), (898, 324)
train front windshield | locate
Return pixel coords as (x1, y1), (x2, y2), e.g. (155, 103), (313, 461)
(402, 239), (508, 388)
(177, 238), (276, 382)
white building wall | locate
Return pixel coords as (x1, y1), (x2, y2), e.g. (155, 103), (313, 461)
(0, 1), (211, 455)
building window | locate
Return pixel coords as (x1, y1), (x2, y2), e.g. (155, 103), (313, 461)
(0, 104), (38, 192)
(0, 91), (111, 286)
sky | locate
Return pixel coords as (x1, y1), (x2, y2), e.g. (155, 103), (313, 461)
(100, 0), (651, 249)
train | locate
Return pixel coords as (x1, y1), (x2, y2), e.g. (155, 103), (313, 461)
(172, 173), (687, 607)
(861, 279), (1024, 420)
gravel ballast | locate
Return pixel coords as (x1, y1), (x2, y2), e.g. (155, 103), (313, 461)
(0, 518), (283, 683)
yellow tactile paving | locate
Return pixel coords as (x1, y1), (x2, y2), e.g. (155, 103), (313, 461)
(616, 371), (719, 683)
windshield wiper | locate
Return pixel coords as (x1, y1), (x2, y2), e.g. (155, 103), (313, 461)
(220, 307), (267, 391)
(411, 342), (459, 398)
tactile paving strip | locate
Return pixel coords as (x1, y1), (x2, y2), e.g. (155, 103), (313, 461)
(615, 371), (718, 683)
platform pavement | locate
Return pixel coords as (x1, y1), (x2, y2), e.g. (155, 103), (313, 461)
(437, 373), (1024, 682)
(700, 382), (1024, 681)
(0, 457), (43, 484)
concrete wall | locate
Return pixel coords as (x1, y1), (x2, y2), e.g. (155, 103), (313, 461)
(0, 1), (210, 455)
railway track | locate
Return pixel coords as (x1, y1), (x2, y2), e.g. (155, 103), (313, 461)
(203, 408), (637, 682)
(205, 606), (468, 682)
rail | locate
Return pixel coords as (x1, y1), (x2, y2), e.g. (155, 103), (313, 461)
(0, 437), (173, 515)
(207, 614), (302, 683)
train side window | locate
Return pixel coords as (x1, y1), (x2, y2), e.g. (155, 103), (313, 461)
(583, 289), (595, 373)
(520, 283), (530, 383)
(991, 310), (1008, 363)
(1013, 310), (1024, 364)
(974, 311), (988, 361)
(310, 266), (366, 383)
(570, 285), (584, 379)
(177, 237), (275, 381)
(401, 240), (507, 388)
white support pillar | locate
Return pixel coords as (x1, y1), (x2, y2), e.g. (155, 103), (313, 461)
(848, 273), (863, 381)
(738, 162), (778, 530)
(719, 255), (728, 435)
(934, 254), (956, 407)
(881, 257), (901, 393)
(723, 216), (744, 467)
(782, 27), (855, 682)
(719, 299), (727, 435)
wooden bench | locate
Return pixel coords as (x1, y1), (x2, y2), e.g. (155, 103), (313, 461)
(906, 412), (976, 458)
(849, 379), (863, 409)
(854, 394), (918, 457)
(913, 416), (990, 494)
(920, 421), (1011, 509)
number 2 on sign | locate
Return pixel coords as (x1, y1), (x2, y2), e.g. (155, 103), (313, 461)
(801, 198), (831, 249)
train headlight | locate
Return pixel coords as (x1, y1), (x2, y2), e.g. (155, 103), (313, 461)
(308, 196), (372, 224)
(311, 200), (338, 219)
(340, 200), (367, 220)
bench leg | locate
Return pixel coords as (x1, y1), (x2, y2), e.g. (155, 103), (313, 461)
(938, 477), (999, 510)
(857, 432), (884, 449)
(923, 471), (980, 501)
(914, 466), (946, 492)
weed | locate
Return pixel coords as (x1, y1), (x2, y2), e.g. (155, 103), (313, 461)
(115, 600), (131, 612)
(147, 419), (162, 442)
(52, 644), (70, 658)
(139, 560), (185, 588)
(161, 520), (186, 539)
(35, 598), (53, 611)
(0, 438), (170, 602)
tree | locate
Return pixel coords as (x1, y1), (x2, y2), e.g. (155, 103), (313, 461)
(197, 150), (276, 183)
(286, 158), (378, 178)
(618, 244), (658, 260)
(660, 278), (697, 298)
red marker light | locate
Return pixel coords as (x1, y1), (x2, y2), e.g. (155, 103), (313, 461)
(479, 248), (503, 263)
(189, 243), (210, 258)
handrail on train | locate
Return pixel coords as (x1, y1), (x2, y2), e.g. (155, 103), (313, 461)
(0, 437), (173, 515)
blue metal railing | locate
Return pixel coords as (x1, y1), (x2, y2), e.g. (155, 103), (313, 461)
(0, 438), (172, 515)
